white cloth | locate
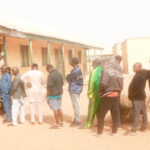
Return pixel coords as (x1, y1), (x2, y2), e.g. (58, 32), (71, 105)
(12, 98), (25, 125)
(30, 102), (43, 123)
(21, 70), (44, 103)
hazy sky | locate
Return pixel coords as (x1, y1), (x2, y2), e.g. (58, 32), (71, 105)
(0, 0), (150, 51)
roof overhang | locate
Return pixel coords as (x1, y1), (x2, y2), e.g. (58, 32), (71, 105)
(0, 25), (104, 50)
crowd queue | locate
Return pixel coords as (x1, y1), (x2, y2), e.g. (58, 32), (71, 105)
(0, 54), (150, 136)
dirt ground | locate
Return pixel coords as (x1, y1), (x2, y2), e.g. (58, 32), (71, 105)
(0, 83), (150, 150)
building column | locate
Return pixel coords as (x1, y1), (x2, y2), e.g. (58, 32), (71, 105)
(48, 41), (51, 64)
(29, 39), (33, 64)
(94, 48), (96, 58)
(72, 46), (74, 57)
(82, 48), (85, 77)
(3, 36), (7, 64)
(62, 44), (66, 79)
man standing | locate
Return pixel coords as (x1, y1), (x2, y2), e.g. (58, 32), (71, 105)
(10, 67), (26, 126)
(95, 56), (123, 136)
(127, 63), (150, 135)
(47, 65), (64, 129)
(0, 65), (12, 123)
(86, 59), (102, 128)
(21, 63), (44, 124)
(66, 57), (83, 127)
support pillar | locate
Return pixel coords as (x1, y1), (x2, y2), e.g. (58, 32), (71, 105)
(82, 48), (85, 77)
(62, 44), (66, 79)
(3, 36), (7, 64)
(72, 46), (74, 57)
(48, 41), (51, 64)
(29, 39), (33, 64)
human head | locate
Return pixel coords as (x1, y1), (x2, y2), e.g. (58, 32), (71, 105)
(46, 64), (54, 73)
(12, 67), (19, 76)
(7, 66), (11, 75)
(133, 62), (142, 73)
(115, 55), (122, 64)
(31, 63), (38, 70)
(1, 65), (8, 74)
(70, 57), (80, 67)
(92, 59), (101, 69)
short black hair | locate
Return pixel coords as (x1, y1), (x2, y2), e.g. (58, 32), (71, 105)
(71, 57), (80, 65)
(115, 55), (122, 62)
(31, 63), (38, 68)
(47, 64), (54, 70)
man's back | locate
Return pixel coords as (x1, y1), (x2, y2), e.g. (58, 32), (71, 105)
(21, 70), (44, 89)
(47, 69), (63, 96)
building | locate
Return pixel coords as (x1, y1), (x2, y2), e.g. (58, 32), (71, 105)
(112, 37), (150, 74)
(0, 25), (103, 77)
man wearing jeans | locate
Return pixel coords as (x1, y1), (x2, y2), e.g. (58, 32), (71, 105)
(66, 57), (83, 127)
(0, 65), (12, 123)
(10, 67), (26, 126)
(127, 63), (150, 135)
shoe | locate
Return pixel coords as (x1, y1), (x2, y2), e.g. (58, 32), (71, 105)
(139, 127), (147, 132)
(50, 124), (61, 129)
(7, 124), (16, 127)
(38, 122), (43, 125)
(93, 132), (102, 137)
(3, 120), (12, 124)
(124, 131), (136, 136)
(60, 122), (64, 127)
(78, 125), (89, 129)
(70, 121), (81, 127)
(107, 131), (117, 136)
(31, 122), (36, 125)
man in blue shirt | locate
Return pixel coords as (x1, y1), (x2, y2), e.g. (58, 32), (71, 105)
(0, 65), (12, 123)
(66, 57), (83, 127)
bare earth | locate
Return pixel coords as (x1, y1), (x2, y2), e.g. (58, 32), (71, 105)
(0, 84), (150, 150)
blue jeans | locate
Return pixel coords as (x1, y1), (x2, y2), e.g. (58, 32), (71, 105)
(2, 93), (12, 121)
(70, 93), (81, 122)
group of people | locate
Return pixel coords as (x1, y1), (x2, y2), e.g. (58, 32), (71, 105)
(0, 55), (150, 136)
(86, 55), (150, 136)
(0, 57), (83, 129)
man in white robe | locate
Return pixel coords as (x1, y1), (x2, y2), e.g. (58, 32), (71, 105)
(21, 63), (44, 124)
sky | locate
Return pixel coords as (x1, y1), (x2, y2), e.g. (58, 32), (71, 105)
(0, 0), (150, 52)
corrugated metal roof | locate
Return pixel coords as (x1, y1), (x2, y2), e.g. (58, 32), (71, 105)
(0, 22), (104, 50)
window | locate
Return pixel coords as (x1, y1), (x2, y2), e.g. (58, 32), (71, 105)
(41, 48), (48, 65)
(20, 45), (29, 67)
(68, 50), (72, 64)
(55, 48), (63, 75)
(78, 51), (82, 63)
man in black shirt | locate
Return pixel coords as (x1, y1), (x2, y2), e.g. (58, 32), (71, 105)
(128, 62), (150, 135)
(46, 65), (64, 129)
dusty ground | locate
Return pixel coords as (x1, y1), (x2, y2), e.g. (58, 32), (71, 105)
(0, 83), (150, 150)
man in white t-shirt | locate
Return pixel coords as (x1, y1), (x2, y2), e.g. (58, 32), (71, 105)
(21, 63), (44, 124)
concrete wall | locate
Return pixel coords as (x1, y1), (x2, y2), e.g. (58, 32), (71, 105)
(122, 38), (150, 74)
(5, 36), (85, 78)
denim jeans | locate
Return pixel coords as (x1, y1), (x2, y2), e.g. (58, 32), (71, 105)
(131, 100), (147, 132)
(12, 98), (25, 125)
(2, 94), (12, 121)
(70, 93), (81, 122)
